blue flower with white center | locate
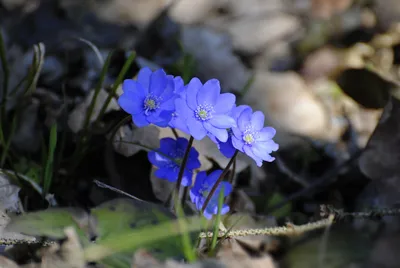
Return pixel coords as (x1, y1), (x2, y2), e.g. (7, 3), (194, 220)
(118, 67), (180, 128)
(174, 78), (237, 141)
(190, 170), (232, 219)
(209, 105), (252, 158)
(231, 107), (279, 167)
(148, 137), (201, 186)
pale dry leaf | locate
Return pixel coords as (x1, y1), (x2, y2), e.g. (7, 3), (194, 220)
(0, 210), (37, 244)
(222, 213), (279, 254)
(0, 171), (21, 212)
(40, 227), (85, 268)
(112, 124), (160, 157)
(243, 71), (331, 146)
(0, 227), (83, 268)
(0, 256), (19, 268)
(229, 190), (256, 214)
(217, 238), (276, 268)
(150, 167), (174, 203)
(68, 88), (122, 133)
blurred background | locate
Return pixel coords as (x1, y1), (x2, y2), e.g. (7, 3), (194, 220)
(2, 0), (400, 267)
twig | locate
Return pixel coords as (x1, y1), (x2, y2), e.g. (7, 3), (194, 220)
(275, 155), (310, 187)
(199, 215), (335, 238)
(267, 149), (363, 213)
(93, 180), (144, 202)
(320, 204), (400, 220)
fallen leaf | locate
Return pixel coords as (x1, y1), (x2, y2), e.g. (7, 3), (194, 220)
(68, 88), (121, 133)
(112, 124), (160, 157)
(0, 170), (21, 212)
(0, 227), (84, 268)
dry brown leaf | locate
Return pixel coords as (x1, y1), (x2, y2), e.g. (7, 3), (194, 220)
(112, 124), (160, 157)
(243, 71), (331, 146)
(149, 167), (174, 203)
(222, 214), (279, 254)
(0, 227), (84, 268)
(0, 171), (21, 212)
(217, 238), (276, 268)
(311, 0), (353, 19)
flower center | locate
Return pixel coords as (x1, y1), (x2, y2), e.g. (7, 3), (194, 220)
(143, 95), (161, 115)
(243, 126), (257, 145)
(195, 103), (214, 121)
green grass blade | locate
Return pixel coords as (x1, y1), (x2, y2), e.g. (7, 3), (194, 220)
(0, 111), (18, 167)
(175, 200), (197, 263)
(0, 29), (9, 100)
(96, 51), (136, 123)
(82, 50), (114, 133)
(209, 188), (225, 255)
(84, 216), (204, 262)
(43, 123), (57, 196)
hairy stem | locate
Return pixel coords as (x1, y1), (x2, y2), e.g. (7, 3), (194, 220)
(201, 150), (238, 213)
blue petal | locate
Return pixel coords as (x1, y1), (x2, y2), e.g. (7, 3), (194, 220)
(251, 111), (265, 131)
(214, 93), (236, 114)
(148, 151), (167, 167)
(187, 157), (201, 170)
(147, 111), (171, 127)
(209, 115), (237, 129)
(160, 78), (176, 100)
(122, 79), (146, 97)
(165, 168), (179, 182)
(219, 181), (233, 196)
(194, 171), (207, 190)
(204, 123), (228, 142)
(173, 76), (185, 95)
(137, 67), (152, 93)
(118, 91), (144, 115)
(197, 79), (220, 106)
(149, 69), (167, 96)
(169, 115), (190, 134)
(176, 137), (189, 151)
(132, 112), (149, 127)
(231, 136), (244, 152)
(159, 138), (176, 153)
(237, 108), (252, 131)
(175, 98), (191, 120)
(244, 146), (263, 167)
(186, 78), (202, 110)
(231, 127), (242, 140)
(232, 105), (251, 119)
(206, 170), (223, 187)
(189, 191), (198, 204)
(203, 210), (213, 220)
(181, 170), (193, 186)
(155, 168), (169, 179)
(258, 127), (277, 141)
(159, 97), (176, 111)
(187, 118), (207, 140)
(252, 144), (275, 162)
(219, 138), (236, 158)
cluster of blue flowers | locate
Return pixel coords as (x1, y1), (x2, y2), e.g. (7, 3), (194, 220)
(118, 67), (279, 219)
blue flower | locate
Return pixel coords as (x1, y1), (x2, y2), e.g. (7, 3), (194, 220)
(231, 107), (279, 167)
(118, 67), (180, 128)
(174, 78), (237, 141)
(190, 170), (232, 219)
(148, 137), (201, 186)
(210, 105), (252, 158)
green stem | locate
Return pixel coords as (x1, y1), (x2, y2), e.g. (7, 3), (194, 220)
(201, 150), (238, 213)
